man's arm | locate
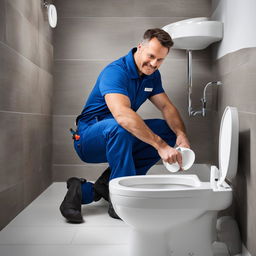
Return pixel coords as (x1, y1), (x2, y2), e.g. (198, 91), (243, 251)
(104, 93), (182, 165)
(149, 92), (190, 148)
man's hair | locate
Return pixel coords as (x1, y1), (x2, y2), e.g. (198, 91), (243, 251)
(143, 28), (173, 51)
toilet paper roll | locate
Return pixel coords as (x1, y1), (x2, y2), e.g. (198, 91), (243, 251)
(163, 147), (195, 173)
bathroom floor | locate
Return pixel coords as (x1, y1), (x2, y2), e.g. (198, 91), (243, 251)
(0, 183), (130, 256)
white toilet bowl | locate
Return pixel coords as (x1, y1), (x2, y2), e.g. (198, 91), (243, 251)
(109, 106), (239, 256)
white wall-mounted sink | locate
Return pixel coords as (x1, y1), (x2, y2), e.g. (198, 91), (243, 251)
(162, 17), (223, 50)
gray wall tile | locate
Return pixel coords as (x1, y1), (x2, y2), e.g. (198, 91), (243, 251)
(38, 69), (53, 115)
(53, 163), (109, 182)
(0, 42), (53, 115)
(217, 62), (256, 114)
(38, 34), (54, 73)
(55, 0), (134, 18)
(53, 60), (110, 115)
(55, 0), (211, 18)
(22, 115), (42, 178)
(6, 0), (39, 28)
(0, 112), (23, 192)
(0, 0), (53, 230)
(214, 47), (256, 76)
(0, 0), (5, 43)
(133, 0), (211, 17)
(233, 112), (256, 254)
(53, 115), (80, 164)
(54, 17), (137, 60)
(23, 171), (51, 207)
(0, 43), (38, 113)
(213, 48), (256, 254)
(0, 183), (24, 230)
(5, 2), (39, 65)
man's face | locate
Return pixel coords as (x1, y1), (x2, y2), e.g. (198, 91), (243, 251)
(136, 37), (169, 76)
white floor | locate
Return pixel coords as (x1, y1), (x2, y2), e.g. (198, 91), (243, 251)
(0, 181), (249, 256)
(0, 183), (130, 256)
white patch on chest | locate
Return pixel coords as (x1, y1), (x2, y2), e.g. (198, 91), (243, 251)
(144, 87), (153, 92)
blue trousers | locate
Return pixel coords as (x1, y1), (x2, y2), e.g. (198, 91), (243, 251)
(74, 118), (176, 181)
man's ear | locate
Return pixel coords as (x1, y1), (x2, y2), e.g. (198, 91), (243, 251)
(137, 43), (143, 52)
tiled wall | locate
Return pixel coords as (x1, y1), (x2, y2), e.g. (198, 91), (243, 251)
(0, 0), (53, 230)
(53, 0), (214, 181)
(212, 48), (256, 255)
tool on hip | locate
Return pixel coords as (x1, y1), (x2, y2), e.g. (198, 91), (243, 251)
(70, 128), (80, 141)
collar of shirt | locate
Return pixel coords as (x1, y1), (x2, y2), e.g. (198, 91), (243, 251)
(125, 48), (155, 81)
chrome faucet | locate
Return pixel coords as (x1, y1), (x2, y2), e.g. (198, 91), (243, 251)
(191, 81), (222, 116)
(187, 50), (222, 117)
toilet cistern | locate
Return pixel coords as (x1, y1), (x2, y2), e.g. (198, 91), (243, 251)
(162, 17), (223, 50)
(162, 17), (223, 117)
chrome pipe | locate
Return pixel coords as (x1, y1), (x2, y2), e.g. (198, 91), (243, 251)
(186, 50), (222, 117)
(187, 50), (193, 116)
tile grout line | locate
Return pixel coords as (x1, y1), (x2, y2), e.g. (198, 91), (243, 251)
(0, 41), (53, 76)
(239, 110), (256, 115)
(57, 16), (190, 19)
(0, 110), (51, 116)
(53, 164), (108, 166)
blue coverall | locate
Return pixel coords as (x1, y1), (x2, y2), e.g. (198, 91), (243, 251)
(74, 48), (177, 204)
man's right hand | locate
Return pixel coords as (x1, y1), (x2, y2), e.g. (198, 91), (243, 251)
(157, 142), (182, 168)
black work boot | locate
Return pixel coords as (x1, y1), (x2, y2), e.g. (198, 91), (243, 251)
(93, 167), (121, 219)
(108, 201), (121, 220)
(94, 167), (111, 202)
(59, 177), (85, 223)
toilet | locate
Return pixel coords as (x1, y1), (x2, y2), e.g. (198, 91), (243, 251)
(109, 106), (239, 256)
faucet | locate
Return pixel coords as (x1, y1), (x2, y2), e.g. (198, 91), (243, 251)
(186, 50), (222, 117)
(191, 81), (222, 116)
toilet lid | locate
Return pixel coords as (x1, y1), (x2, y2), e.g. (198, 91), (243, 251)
(218, 106), (239, 185)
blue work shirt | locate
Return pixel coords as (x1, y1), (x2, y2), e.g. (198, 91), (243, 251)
(77, 48), (165, 124)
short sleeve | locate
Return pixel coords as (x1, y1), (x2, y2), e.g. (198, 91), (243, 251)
(149, 70), (165, 97)
(99, 65), (129, 97)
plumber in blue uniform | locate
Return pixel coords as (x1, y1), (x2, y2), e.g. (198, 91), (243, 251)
(60, 28), (191, 223)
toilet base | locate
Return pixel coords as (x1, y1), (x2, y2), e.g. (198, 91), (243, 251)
(127, 212), (218, 256)
(129, 228), (169, 256)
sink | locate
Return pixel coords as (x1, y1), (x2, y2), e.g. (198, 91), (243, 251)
(162, 17), (223, 50)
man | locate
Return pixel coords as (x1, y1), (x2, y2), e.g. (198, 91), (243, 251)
(60, 28), (190, 223)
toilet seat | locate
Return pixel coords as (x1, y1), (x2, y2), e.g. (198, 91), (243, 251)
(217, 106), (239, 185)
(110, 106), (239, 198)
(110, 175), (214, 198)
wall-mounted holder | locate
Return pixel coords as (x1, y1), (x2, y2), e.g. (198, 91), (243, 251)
(42, 0), (57, 28)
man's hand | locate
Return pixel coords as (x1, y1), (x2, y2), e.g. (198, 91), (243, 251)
(176, 134), (190, 149)
(157, 142), (182, 168)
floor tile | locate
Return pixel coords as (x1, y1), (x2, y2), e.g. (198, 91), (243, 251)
(72, 226), (130, 245)
(0, 227), (75, 244)
(0, 245), (129, 256)
(0, 183), (129, 256)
